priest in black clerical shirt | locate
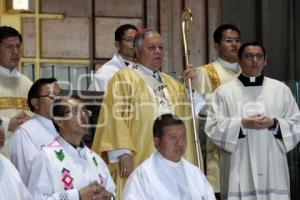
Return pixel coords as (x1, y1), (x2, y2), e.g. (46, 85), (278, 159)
(205, 42), (300, 200)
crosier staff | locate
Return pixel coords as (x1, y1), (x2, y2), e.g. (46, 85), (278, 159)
(182, 8), (203, 169)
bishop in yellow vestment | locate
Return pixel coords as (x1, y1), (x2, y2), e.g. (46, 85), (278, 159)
(92, 30), (201, 199)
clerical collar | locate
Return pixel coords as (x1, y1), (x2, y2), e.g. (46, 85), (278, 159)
(216, 57), (239, 72)
(0, 65), (20, 77)
(157, 152), (182, 167)
(238, 73), (264, 86)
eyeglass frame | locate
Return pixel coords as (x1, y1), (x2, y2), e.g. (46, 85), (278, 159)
(121, 37), (135, 44)
(62, 107), (92, 118)
(242, 53), (265, 61)
(36, 93), (61, 100)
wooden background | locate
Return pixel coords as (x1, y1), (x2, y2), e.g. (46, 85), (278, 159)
(7, 0), (221, 82)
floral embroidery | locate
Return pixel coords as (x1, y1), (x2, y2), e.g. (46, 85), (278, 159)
(92, 157), (98, 167)
(58, 191), (69, 200)
(55, 149), (65, 161)
(98, 174), (104, 185)
(61, 168), (74, 190)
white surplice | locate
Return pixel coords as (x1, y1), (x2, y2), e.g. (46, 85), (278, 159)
(0, 65), (32, 157)
(123, 152), (215, 200)
(0, 154), (32, 200)
(27, 136), (115, 200)
(192, 58), (241, 192)
(9, 114), (59, 185)
(205, 76), (300, 200)
(89, 54), (132, 92)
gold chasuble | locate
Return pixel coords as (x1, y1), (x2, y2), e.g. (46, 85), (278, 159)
(0, 74), (32, 156)
(92, 67), (200, 199)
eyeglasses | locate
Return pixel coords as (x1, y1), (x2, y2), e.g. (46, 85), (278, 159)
(37, 93), (61, 100)
(221, 38), (240, 45)
(121, 37), (135, 44)
(243, 53), (265, 61)
(63, 107), (92, 117)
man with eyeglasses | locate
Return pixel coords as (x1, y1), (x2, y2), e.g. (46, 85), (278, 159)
(184, 24), (241, 198)
(9, 78), (61, 185)
(205, 42), (300, 199)
(28, 97), (115, 200)
(0, 26), (33, 157)
(89, 24), (138, 92)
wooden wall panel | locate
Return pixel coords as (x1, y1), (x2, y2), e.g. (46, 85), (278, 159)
(159, 0), (184, 79)
(21, 0), (35, 12)
(221, 0), (256, 42)
(95, 17), (142, 58)
(261, 0), (289, 80)
(207, 0), (221, 62)
(22, 18), (36, 57)
(41, 0), (91, 17)
(170, 0), (183, 78)
(41, 17), (90, 58)
(185, 0), (206, 67)
(94, 0), (143, 17)
(146, 0), (158, 30)
(159, 0), (173, 73)
(221, 0), (299, 81)
(295, 0), (300, 81)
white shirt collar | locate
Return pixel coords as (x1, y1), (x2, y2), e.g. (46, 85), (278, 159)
(0, 65), (21, 77)
(157, 151), (182, 168)
(56, 136), (87, 158)
(35, 114), (58, 136)
(216, 57), (239, 72)
(0, 65), (20, 77)
(116, 53), (134, 66)
(138, 64), (161, 77)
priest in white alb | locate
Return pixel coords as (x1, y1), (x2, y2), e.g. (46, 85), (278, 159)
(0, 26), (32, 157)
(0, 125), (32, 200)
(9, 78), (61, 185)
(88, 24), (138, 92)
(123, 114), (214, 200)
(205, 42), (300, 200)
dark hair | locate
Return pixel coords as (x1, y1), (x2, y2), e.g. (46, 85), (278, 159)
(0, 26), (22, 43)
(52, 98), (68, 132)
(153, 114), (184, 139)
(51, 97), (81, 132)
(52, 98), (70, 118)
(213, 24), (240, 43)
(27, 78), (58, 111)
(238, 42), (266, 59)
(115, 24), (138, 42)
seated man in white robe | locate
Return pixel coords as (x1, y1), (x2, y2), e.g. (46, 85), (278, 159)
(28, 97), (115, 200)
(0, 125), (32, 200)
(9, 78), (61, 185)
(123, 114), (215, 200)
